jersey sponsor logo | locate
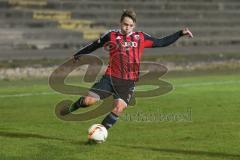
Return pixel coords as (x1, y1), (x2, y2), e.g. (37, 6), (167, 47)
(121, 41), (138, 48)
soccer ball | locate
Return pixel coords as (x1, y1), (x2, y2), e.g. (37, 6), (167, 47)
(88, 124), (108, 143)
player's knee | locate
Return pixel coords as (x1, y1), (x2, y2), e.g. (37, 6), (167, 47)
(112, 105), (126, 116)
(112, 100), (127, 115)
(84, 96), (98, 106)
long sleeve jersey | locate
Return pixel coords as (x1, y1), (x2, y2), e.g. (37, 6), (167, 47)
(74, 30), (183, 81)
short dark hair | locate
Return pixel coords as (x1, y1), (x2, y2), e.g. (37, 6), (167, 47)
(120, 8), (136, 23)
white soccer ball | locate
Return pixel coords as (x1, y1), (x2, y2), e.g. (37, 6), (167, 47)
(88, 124), (108, 143)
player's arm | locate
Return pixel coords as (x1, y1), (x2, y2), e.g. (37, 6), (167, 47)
(143, 28), (193, 48)
(73, 31), (110, 61)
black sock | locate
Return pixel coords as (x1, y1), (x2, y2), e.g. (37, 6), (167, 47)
(69, 97), (88, 112)
(101, 112), (119, 129)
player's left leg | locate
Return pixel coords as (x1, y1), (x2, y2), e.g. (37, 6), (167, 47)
(101, 99), (127, 129)
(101, 77), (135, 129)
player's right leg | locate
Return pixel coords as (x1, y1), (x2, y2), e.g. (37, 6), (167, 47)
(60, 94), (98, 116)
(69, 94), (98, 112)
(61, 75), (113, 115)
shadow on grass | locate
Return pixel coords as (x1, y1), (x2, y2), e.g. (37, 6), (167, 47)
(0, 131), (65, 141)
(114, 144), (240, 159)
(0, 131), (90, 146)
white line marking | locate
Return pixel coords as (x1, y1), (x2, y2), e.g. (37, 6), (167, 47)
(175, 80), (240, 87)
(0, 92), (56, 98)
(0, 80), (239, 98)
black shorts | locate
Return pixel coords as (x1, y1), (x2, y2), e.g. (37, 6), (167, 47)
(89, 75), (135, 105)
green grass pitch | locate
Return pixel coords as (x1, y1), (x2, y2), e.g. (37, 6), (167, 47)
(0, 71), (240, 160)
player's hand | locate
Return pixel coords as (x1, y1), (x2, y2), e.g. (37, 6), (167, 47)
(72, 55), (79, 63)
(182, 28), (193, 38)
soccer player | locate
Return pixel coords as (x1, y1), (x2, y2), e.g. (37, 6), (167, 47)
(63, 9), (193, 129)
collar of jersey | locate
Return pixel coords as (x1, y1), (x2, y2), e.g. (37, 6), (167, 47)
(118, 29), (133, 36)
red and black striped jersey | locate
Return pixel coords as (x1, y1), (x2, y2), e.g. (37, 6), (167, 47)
(74, 30), (183, 81)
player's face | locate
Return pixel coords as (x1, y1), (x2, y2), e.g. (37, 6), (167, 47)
(120, 17), (135, 35)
